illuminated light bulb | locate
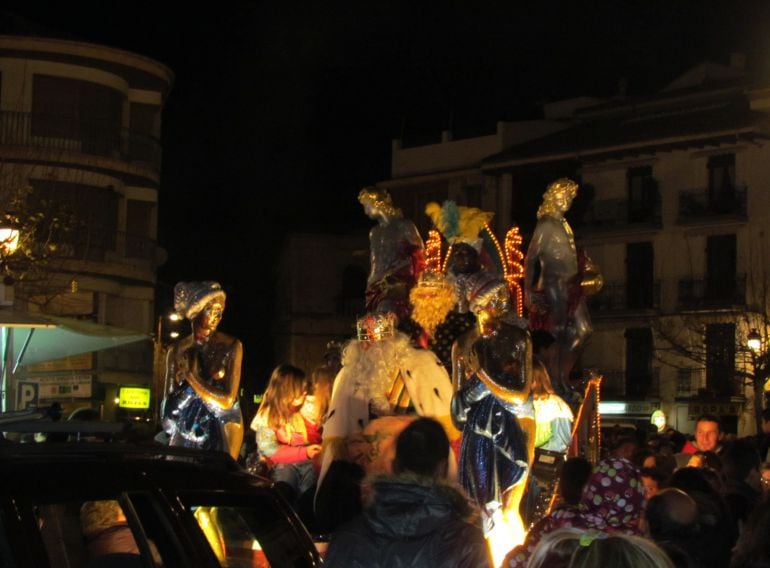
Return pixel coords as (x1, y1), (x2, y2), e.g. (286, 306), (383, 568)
(425, 230), (444, 273)
(748, 329), (761, 352)
(0, 227), (19, 256)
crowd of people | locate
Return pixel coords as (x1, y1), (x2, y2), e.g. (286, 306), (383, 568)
(155, 183), (770, 567)
(229, 347), (770, 568)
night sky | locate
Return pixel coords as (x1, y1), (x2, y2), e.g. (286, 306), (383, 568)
(4, 0), (770, 383)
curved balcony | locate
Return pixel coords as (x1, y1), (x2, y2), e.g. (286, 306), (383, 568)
(0, 111), (161, 175)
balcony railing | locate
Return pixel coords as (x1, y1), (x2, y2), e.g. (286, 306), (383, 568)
(120, 232), (157, 262)
(678, 185), (747, 222)
(676, 368), (706, 397)
(597, 368), (660, 399)
(50, 231), (156, 264)
(678, 273), (746, 310)
(588, 280), (661, 314)
(576, 197), (661, 233)
(0, 111), (161, 173)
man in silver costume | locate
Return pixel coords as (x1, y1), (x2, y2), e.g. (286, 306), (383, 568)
(359, 187), (424, 322)
(451, 278), (534, 538)
(524, 178), (601, 397)
(161, 281), (244, 459)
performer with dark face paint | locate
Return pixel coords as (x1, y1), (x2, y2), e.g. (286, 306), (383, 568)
(162, 281), (243, 459)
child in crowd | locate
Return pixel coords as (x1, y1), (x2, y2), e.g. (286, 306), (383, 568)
(300, 366), (336, 429)
(251, 364), (322, 498)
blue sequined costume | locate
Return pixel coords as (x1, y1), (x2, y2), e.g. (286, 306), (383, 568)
(454, 375), (530, 507)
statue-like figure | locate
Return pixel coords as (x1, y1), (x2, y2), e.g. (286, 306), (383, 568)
(162, 281), (243, 459)
(451, 278), (535, 542)
(524, 178), (602, 397)
(359, 187), (424, 322)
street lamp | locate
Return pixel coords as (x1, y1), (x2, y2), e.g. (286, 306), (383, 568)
(748, 329), (762, 353)
(0, 227), (19, 307)
(0, 227), (20, 257)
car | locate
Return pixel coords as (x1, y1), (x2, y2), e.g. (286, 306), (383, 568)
(0, 420), (322, 568)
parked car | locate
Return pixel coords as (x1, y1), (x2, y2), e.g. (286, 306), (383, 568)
(0, 429), (321, 567)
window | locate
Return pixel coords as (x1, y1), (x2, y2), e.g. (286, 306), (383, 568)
(33, 496), (170, 568)
(625, 328), (653, 398)
(706, 323), (735, 396)
(32, 75), (123, 156)
(627, 166), (658, 223)
(129, 103), (160, 163)
(707, 154), (736, 212)
(706, 234), (737, 304)
(626, 242), (654, 309)
(464, 185), (483, 208)
(336, 264), (366, 316)
(125, 200), (155, 259)
(29, 180), (119, 261)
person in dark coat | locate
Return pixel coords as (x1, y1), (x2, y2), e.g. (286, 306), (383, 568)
(323, 417), (492, 568)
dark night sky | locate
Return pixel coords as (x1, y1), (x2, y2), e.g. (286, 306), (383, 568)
(4, 0), (770, 382)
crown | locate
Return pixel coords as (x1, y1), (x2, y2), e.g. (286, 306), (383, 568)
(356, 312), (396, 341)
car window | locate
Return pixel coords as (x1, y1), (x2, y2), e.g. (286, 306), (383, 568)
(33, 497), (167, 568)
(179, 493), (318, 568)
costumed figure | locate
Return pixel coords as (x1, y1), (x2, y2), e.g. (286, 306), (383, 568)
(416, 201), (499, 369)
(162, 281), (243, 459)
(451, 277), (535, 560)
(318, 312), (459, 488)
(359, 187), (424, 323)
(524, 178), (603, 398)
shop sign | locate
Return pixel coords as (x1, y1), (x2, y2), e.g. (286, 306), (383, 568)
(35, 374), (92, 400)
(118, 387), (151, 410)
(687, 402), (741, 417)
(599, 401), (660, 415)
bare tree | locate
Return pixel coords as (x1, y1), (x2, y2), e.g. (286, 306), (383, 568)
(0, 158), (93, 313)
(652, 246), (770, 434)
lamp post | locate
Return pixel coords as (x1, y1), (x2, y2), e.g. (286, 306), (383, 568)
(746, 328), (769, 434)
(0, 227), (19, 307)
(0, 227), (19, 412)
(748, 329), (761, 354)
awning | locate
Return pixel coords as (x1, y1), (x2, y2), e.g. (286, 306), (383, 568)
(12, 315), (149, 366)
(0, 306), (150, 411)
(0, 308), (149, 368)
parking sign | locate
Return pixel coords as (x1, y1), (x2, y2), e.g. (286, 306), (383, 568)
(16, 382), (38, 410)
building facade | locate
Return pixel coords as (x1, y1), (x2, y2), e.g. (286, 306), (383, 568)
(0, 35), (172, 417)
(274, 233), (369, 374)
(382, 58), (769, 436)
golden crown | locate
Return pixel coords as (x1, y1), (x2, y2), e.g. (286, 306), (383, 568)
(356, 312), (396, 341)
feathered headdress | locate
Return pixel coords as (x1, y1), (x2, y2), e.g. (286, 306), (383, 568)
(425, 201), (494, 251)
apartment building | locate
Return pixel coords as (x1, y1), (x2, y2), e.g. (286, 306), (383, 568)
(383, 57), (768, 435)
(0, 34), (172, 415)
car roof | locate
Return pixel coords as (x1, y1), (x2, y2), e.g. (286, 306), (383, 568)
(0, 443), (272, 497)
